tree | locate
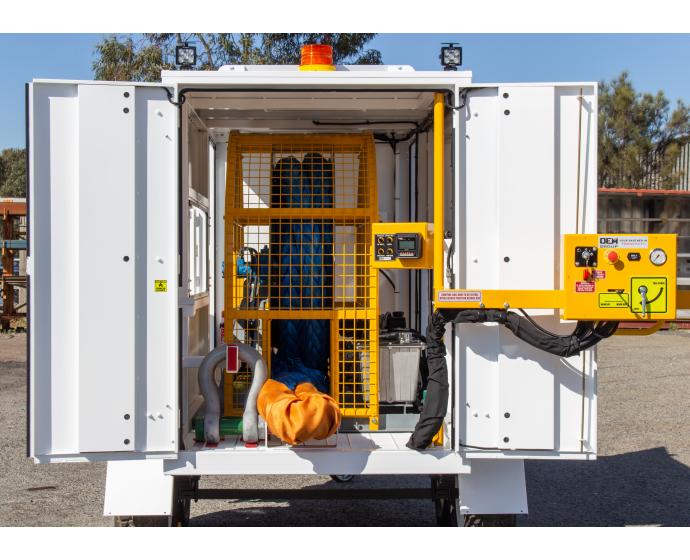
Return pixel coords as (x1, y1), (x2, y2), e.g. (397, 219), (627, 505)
(0, 148), (26, 198)
(599, 71), (690, 188)
(93, 34), (382, 82)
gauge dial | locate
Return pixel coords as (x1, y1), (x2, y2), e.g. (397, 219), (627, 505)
(649, 248), (667, 266)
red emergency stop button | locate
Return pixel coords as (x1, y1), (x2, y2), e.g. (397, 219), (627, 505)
(606, 250), (619, 264)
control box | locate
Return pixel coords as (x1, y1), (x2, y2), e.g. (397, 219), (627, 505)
(371, 222), (433, 269)
(563, 234), (677, 321)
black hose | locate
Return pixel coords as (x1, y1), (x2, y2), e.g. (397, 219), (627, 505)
(407, 308), (619, 450)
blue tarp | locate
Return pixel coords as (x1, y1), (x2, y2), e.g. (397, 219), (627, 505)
(269, 153), (334, 392)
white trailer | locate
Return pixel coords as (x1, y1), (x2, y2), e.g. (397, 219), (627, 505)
(28, 58), (606, 526)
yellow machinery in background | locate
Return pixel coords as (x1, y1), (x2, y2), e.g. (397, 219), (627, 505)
(224, 133), (380, 429)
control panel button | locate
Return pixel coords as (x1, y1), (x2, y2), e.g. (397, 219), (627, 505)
(606, 250), (619, 264)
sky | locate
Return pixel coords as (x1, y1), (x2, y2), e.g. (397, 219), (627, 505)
(2, 33), (690, 150)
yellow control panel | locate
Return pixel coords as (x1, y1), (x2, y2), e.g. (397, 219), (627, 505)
(371, 222), (434, 269)
(563, 234), (677, 321)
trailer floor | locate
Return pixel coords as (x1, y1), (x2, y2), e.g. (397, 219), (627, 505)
(1, 331), (689, 526)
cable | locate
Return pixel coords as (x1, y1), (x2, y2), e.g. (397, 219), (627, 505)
(445, 88), (475, 111)
(380, 269), (398, 294)
(517, 308), (580, 338)
(458, 442), (501, 451)
(165, 88), (186, 107)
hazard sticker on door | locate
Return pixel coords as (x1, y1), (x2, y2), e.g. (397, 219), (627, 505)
(154, 279), (168, 292)
(575, 281), (595, 293)
(437, 290), (482, 303)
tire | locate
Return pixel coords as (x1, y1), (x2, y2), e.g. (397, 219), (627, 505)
(434, 497), (457, 526)
(113, 515), (171, 527)
(330, 474), (355, 483)
(171, 476), (197, 527)
(432, 475), (460, 526)
(463, 514), (517, 527)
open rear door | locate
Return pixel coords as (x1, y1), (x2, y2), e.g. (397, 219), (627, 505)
(453, 83), (599, 458)
(28, 81), (178, 462)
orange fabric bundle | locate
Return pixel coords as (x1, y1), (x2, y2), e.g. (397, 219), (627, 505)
(257, 379), (341, 445)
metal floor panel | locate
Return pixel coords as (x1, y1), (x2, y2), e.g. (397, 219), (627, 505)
(165, 431), (468, 476)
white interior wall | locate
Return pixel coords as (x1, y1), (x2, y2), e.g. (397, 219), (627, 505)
(181, 104), (214, 440)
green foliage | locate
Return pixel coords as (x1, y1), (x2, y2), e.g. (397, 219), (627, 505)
(599, 71), (690, 188)
(93, 36), (174, 82)
(93, 34), (382, 82)
(0, 148), (26, 198)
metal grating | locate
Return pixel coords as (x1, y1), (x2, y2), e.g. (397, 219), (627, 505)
(224, 133), (379, 424)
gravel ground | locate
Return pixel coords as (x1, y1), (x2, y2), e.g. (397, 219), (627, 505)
(1, 331), (688, 526)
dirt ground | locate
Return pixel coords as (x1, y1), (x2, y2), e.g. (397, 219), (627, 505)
(1, 331), (688, 526)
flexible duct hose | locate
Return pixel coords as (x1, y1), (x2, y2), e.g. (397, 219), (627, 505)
(198, 344), (268, 444)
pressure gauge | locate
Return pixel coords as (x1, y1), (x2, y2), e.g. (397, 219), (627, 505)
(649, 248), (667, 266)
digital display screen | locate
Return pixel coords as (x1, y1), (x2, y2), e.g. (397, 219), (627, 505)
(397, 239), (417, 250)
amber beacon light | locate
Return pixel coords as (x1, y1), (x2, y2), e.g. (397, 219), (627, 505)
(299, 44), (336, 71)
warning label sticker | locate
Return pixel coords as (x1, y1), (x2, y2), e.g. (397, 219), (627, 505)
(575, 281), (596, 293)
(630, 277), (668, 313)
(598, 235), (648, 249)
(154, 279), (168, 292)
(599, 293), (629, 308)
(437, 290), (482, 303)
(592, 270), (606, 280)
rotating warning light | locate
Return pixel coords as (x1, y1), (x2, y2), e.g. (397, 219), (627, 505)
(175, 43), (197, 69)
(440, 43), (462, 71)
(299, 44), (336, 71)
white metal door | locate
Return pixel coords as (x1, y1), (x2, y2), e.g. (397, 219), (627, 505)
(452, 83), (598, 457)
(28, 81), (179, 462)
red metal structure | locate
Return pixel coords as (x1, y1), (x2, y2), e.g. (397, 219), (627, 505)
(0, 198), (27, 330)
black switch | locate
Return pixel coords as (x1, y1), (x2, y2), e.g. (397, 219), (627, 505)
(627, 252), (641, 262)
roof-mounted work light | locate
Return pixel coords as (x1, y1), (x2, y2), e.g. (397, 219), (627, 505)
(175, 42), (197, 69)
(440, 43), (462, 71)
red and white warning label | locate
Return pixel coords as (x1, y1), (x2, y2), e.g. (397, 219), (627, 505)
(437, 290), (482, 303)
(575, 281), (596, 293)
(592, 270), (606, 280)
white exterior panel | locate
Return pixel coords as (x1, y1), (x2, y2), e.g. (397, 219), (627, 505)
(455, 84), (598, 456)
(29, 82), (178, 461)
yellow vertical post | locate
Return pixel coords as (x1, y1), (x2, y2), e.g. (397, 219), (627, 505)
(433, 93), (445, 297)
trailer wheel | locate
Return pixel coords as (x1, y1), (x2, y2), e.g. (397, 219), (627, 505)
(434, 497), (455, 526)
(432, 475), (460, 526)
(330, 475), (354, 483)
(171, 476), (198, 527)
(463, 514), (517, 527)
(113, 515), (171, 527)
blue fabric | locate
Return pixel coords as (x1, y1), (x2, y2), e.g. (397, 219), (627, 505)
(269, 153), (334, 388)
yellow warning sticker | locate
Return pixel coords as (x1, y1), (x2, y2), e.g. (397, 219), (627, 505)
(154, 279), (168, 293)
(598, 293), (629, 308)
(630, 277), (667, 313)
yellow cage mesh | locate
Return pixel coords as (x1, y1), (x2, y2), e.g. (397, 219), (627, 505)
(224, 133), (379, 424)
